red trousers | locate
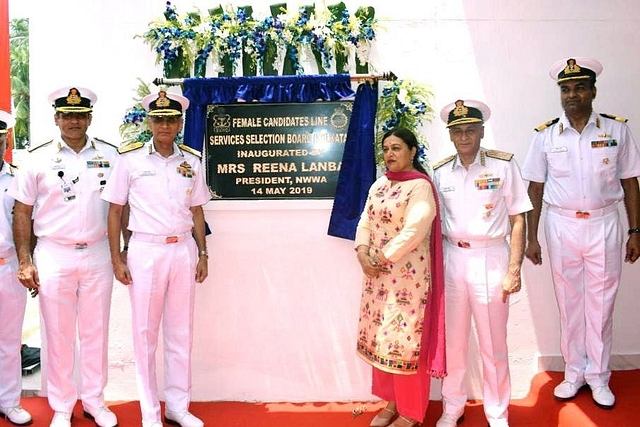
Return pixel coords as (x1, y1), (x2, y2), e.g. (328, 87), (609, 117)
(372, 366), (431, 422)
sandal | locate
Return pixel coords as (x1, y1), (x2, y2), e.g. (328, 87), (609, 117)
(389, 414), (420, 427)
(370, 407), (397, 427)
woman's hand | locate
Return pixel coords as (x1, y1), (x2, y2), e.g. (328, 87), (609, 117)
(357, 250), (382, 278)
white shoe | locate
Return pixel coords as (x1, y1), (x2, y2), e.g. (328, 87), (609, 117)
(553, 379), (586, 400)
(591, 385), (615, 409)
(165, 410), (204, 427)
(0, 405), (33, 425)
(83, 406), (118, 427)
(50, 412), (72, 427)
(435, 412), (464, 427)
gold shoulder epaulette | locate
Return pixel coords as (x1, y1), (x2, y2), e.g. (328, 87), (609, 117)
(433, 155), (456, 170)
(94, 137), (118, 149)
(27, 140), (52, 152)
(486, 149), (514, 161)
(600, 113), (628, 123)
(118, 141), (145, 154)
(178, 143), (202, 159)
(534, 118), (559, 132)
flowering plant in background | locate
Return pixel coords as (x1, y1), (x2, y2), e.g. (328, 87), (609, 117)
(138, 2), (380, 77)
(353, 6), (378, 73)
(205, 5), (257, 75)
(326, 2), (356, 73)
(120, 105), (152, 144)
(140, 1), (198, 78)
(186, 11), (214, 77)
(375, 78), (435, 169)
(250, 14), (286, 75)
(279, 5), (316, 74)
(306, 5), (334, 73)
(119, 79), (153, 144)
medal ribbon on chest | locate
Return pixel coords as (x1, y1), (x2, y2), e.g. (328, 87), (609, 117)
(591, 139), (617, 148)
(177, 161), (194, 177)
(474, 177), (500, 190)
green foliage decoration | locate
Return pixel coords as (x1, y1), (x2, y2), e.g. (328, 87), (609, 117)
(375, 79), (435, 169)
(9, 18), (30, 150)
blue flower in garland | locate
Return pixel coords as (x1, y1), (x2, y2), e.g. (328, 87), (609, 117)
(140, 2), (380, 78)
(120, 106), (152, 144)
(205, 5), (256, 73)
(312, 35), (332, 70)
(163, 1), (177, 22)
(122, 106), (147, 126)
(381, 116), (399, 132)
(248, 15), (285, 74)
(249, 26), (268, 57)
(140, 1), (199, 77)
(236, 8), (248, 24)
(280, 6), (318, 74)
(416, 143), (428, 165)
(195, 44), (213, 64)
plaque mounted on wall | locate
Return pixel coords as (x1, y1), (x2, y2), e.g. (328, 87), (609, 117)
(205, 101), (353, 199)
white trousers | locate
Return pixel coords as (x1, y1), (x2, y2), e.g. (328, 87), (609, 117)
(127, 236), (197, 423)
(0, 255), (27, 408)
(441, 240), (511, 424)
(35, 238), (114, 413)
(545, 209), (622, 387)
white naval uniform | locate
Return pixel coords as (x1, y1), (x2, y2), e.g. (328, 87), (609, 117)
(7, 137), (118, 414)
(0, 162), (27, 409)
(433, 148), (532, 426)
(522, 112), (640, 387)
(100, 141), (210, 423)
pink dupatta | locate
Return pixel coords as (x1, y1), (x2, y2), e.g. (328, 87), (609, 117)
(386, 170), (447, 378)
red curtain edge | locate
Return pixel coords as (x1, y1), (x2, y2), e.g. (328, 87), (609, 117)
(1, 0), (13, 163)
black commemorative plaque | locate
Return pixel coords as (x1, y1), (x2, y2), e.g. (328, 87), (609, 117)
(205, 101), (353, 199)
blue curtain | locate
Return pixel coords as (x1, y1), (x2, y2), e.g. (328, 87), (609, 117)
(182, 75), (354, 151)
(181, 75), (376, 241)
(327, 82), (378, 240)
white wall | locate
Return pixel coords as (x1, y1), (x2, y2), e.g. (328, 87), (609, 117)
(9, 0), (640, 402)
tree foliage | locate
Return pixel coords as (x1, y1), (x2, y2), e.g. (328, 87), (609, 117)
(10, 18), (30, 149)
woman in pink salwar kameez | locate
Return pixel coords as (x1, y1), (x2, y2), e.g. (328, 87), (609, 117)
(355, 128), (446, 427)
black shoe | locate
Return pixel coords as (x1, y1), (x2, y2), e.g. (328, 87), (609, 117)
(21, 344), (41, 375)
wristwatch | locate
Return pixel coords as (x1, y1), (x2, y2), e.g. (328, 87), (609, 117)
(629, 228), (640, 235)
(198, 249), (209, 257)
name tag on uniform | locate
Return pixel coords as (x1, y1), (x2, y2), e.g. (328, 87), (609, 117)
(591, 139), (617, 148)
(86, 160), (111, 168)
(51, 164), (66, 170)
(441, 186), (455, 192)
(550, 146), (568, 153)
(138, 170), (156, 177)
(61, 183), (76, 202)
(475, 177), (500, 190)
